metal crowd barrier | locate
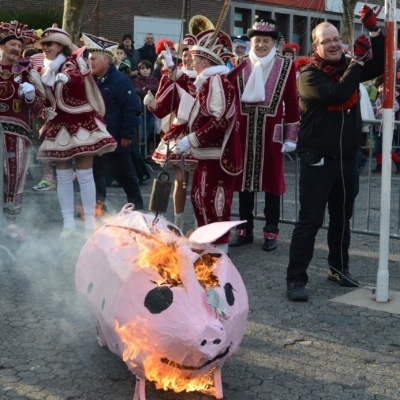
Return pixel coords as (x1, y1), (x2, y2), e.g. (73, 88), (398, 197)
(232, 118), (400, 240)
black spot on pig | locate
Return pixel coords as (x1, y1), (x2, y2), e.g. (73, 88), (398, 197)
(102, 298), (105, 310)
(224, 283), (235, 306)
(145, 286), (173, 314)
(87, 282), (93, 294)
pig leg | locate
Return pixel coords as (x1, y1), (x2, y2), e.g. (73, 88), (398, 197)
(133, 376), (146, 400)
(214, 366), (223, 400)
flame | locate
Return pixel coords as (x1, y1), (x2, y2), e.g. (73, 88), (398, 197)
(137, 235), (219, 289)
(115, 317), (217, 395)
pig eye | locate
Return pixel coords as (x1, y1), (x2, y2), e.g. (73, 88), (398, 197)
(145, 286), (173, 314)
(224, 283), (235, 306)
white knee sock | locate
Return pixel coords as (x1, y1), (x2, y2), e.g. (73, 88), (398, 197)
(76, 168), (96, 231)
(56, 168), (75, 230)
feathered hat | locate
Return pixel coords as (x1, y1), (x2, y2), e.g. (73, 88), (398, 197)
(82, 33), (118, 57)
(155, 38), (174, 55)
(187, 29), (233, 66)
(247, 17), (279, 40)
(294, 56), (312, 72)
(285, 42), (300, 53)
(0, 21), (37, 45)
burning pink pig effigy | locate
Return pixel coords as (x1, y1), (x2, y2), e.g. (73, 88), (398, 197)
(75, 205), (249, 399)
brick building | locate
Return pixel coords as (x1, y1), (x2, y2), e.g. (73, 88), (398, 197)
(9, 0), (397, 56)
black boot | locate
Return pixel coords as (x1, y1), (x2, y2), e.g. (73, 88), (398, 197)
(229, 228), (254, 248)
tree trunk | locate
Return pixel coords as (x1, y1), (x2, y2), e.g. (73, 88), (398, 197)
(342, 0), (358, 53)
(62, 0), (86, 44)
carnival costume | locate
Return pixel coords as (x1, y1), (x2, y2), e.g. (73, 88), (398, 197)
(30, 27), (116, 238)
(31, 29), (116, 160)
(231, 18), (299, 251)
(175, 29), (244, 251)
(0, 21), (42, 241)
(150, 38), (197, 168)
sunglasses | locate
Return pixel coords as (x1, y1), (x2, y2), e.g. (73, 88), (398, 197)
(41, 41), (55, 47)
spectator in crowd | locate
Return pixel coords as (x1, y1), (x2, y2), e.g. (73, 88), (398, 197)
(134, 59), (159, 159)
(285, 42), (300, 58)
(138, 33), (157, 66)
(147, 39), (197, 232)
(122, 33), (140, 78)
(277, 35), (286, 53)
(83, 33), (144, 211)
(175, 30), (243, 253)
(286, 8), (384, 301)
(114, 45), (132, 76)
(31, 27), (117, 238)
(231, 35), (250, 57)
(230, 17), (299, 252)
(371, 82), (400, 173)
(282, 46), (295, 59)
(0, 21), (41, 241)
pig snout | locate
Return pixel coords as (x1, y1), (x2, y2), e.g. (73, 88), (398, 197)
(196, 324), (227, 358)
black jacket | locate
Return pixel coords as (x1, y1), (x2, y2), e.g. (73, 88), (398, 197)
(138, 44), (157, 66)
(297, 32), (384, 157)
(95, 65), (141, 153)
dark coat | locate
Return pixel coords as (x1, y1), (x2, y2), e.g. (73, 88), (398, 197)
(138, 44), (157, 66)
(125, 46), (141, 71)
(297, 32), (384, 157)
(95, 65), (141, 153)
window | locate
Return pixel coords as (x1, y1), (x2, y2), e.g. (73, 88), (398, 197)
(275, 13), (289, 40)
(293, 15), (308, 56)
(234, 8), (251, 36)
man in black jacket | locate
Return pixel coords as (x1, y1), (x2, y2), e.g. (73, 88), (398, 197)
(84, 33), (144, 211)
(138, 33), (157, 66)
(286, 6), (384, 301)
(122, 33), (140, 78)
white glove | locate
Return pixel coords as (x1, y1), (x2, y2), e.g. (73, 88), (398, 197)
(55, 73), (68, 84)
(45, 107), (58, 120)
(160, 43), (174, 68)
(281, 142), (297, 153)
(143, 90), (156, 109)
(19, 82), (35, 101)
(176, 136), (191, 154)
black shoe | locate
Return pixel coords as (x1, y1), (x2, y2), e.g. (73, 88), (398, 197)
(371, 165), (381, 174)
(327, 269), (359, 287)
(229, 234), (254, 248)
(263, 238), (277, 252)
(287, 282), (308, 301)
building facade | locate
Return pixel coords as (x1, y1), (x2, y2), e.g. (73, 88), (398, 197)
(7, 0), (396, 55)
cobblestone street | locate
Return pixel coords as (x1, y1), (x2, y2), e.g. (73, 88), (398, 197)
(1, 160), (400, 399)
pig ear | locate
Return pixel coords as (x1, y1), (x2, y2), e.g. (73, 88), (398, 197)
(188, 220), (247, 244)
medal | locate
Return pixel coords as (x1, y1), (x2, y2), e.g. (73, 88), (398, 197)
(0, 69), (12, 80)
(14, 74), (22, 84)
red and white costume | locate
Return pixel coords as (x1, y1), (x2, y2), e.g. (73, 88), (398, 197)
(0, 22), (41, 217)
(30, 51), (116, 160)
(150, 67), (197, 168)
(0, 60), (42, 216)
(181, 29), (244, 245)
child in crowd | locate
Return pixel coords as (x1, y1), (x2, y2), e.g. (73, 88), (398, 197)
(134, 60), (159, 159)
(372, 83), (400, 173)
(282, 47), (295, 59)
(114, 45), (132, 76)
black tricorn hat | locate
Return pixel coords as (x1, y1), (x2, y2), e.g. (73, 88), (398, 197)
(247, 17), (279, 40)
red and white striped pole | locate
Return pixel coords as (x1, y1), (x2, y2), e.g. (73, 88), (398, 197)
(376, 0), (396, 302)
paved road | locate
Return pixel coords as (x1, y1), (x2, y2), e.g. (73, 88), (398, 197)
(1, 161), (400, 399)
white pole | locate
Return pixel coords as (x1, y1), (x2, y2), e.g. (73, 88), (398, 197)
(376, 0), (396, 302)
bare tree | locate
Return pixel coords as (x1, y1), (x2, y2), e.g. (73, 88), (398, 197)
(342, 0), (359, 52)
(62, 0), (86, 44)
